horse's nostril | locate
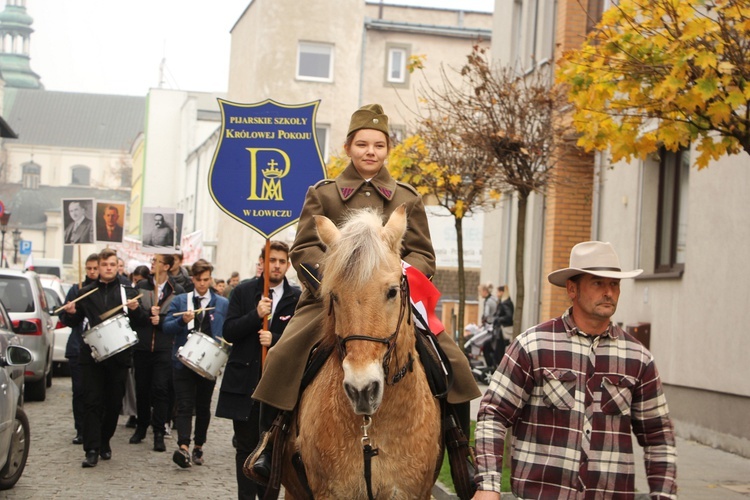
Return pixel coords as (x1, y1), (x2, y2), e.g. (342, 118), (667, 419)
(368, 381), (381, 403)
(344, 382), (358, 402)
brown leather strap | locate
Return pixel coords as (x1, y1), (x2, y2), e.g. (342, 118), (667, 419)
(443, 403), (477, 500)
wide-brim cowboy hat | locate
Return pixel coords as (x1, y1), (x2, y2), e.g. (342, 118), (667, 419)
(547, 241), (643, 287)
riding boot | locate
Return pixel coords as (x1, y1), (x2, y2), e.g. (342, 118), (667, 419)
(250, 403), (281, 480)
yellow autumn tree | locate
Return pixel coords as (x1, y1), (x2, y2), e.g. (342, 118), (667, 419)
(557, 0), (750, 168)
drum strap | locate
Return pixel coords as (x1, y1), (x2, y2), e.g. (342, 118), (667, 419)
(186, 291), (196, 331)
(120, 285), (128, 315)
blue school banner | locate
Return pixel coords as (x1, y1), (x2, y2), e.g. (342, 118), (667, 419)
(209, 99), (327, 238)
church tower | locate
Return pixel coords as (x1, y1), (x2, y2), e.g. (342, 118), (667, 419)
(0, 0), (42, 89)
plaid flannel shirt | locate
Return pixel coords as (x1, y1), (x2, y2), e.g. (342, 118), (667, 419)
(475, 308), (677, 499)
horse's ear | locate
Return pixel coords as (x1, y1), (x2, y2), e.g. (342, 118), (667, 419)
(315, 215), (341, 247)
(382, 204), (407, 252)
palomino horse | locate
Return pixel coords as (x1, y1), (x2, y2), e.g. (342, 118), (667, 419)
(281, 206), (442, 499)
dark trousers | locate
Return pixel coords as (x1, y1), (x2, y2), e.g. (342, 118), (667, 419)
(67, 356), (84, 433)
(133, 349), (172, 434)
(81, 357), (128, 452)
(173, 367), (215, 448)
(233, 409), (265, 500)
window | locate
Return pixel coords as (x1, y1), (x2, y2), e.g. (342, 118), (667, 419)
(22, 161), (40, 189)
(655, 147), (689, 272)
(315, 124), (330, 162)
(390, 125), (405, 145)
(297, 42), (334, 82)
(71, 165), (90, 186)
(387, 48), (406, 83)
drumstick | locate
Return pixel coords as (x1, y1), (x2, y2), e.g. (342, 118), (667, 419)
(171, 306), (215, 317)
(53, 287), (98, 314)
(99, 293), (144, 321)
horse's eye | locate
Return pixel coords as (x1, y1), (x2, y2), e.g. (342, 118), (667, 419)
(387, 287), (398, 300)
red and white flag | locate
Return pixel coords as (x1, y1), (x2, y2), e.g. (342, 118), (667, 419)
(23, 254), (33, 271)
(402, 261), (444, 335)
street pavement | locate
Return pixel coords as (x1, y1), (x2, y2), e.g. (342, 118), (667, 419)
(3, 374), (247, 499)
(469, 384), (750, 499)
(4, 376), (748, 499)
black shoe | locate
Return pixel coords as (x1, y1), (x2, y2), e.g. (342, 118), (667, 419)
(251, 451), (272, 480)
(172, 448), (191, 468)
(129, 429), (146, 444)
(82, 450), (99, 468)
(153, 433), (166, 452)
(100, 445), (112, 460)
(72, 434), (83, 445)
(191, 447), (204, 466)
(125, 415), (137, 428)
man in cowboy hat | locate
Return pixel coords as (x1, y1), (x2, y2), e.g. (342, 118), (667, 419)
(473, 241), (677, 499)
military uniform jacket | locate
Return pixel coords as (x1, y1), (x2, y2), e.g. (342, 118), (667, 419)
(254, 163), (463, 410)
(292, 162), (436, 292)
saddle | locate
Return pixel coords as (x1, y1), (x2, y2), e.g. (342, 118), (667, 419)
(247, 308), (476, 500)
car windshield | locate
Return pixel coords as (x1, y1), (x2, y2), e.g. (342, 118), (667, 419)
(0, 277), (35, 313)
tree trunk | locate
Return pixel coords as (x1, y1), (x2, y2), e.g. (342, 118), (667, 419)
(455, 215), (465, 342)
(513, 193), (529, 339)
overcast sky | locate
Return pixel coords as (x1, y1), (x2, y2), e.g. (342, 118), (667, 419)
(27, 0), (494, 97)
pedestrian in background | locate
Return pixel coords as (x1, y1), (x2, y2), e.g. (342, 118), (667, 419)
(473, 241), (677, 498)
(216, 241), (301, 499)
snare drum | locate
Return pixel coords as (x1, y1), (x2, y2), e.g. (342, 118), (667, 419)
(83, 314), (138, 362)
(177, 332), (230, 380)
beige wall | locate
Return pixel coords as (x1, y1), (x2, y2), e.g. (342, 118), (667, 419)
(595, 146), (750, 454)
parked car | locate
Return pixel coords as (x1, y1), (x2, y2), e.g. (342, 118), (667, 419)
(0, 270), (54, 401)
(39, 275), (72, 375)
(0, 300), (32, 490)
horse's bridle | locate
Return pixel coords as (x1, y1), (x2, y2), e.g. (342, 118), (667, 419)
(330, 274), (414, 386)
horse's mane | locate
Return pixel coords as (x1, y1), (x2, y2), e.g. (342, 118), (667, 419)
(320, 208), (396, 294)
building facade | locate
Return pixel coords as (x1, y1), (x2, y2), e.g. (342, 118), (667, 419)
(219, 0), (492, 285)
(487, 0), (750, 455)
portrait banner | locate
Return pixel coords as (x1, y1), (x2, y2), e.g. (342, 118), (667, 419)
(142, 207), (177, 254)
(95, 200), (126, 244)
(208, 99), (327, 239)
(62, 198), (95, 246)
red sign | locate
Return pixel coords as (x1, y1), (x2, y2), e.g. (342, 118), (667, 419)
(0, 200), (5, 217)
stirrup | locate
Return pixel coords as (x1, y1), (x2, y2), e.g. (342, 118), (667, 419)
(243, 430), (272, 486)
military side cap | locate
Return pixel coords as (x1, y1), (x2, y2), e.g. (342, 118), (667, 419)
(347, 103), (389, 137)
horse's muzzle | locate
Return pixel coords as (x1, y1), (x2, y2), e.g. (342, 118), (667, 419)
(344, 379), (381, 415)
(342, 358), (385, 415)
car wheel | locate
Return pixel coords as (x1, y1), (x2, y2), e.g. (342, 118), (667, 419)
(25, 377), (46, 402)
(0, 407), (30, 490)
(46, 366), (53, 388)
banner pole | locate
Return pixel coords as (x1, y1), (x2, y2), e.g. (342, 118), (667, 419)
(77, 245), (82, 289)
(262, 238), (270, 366)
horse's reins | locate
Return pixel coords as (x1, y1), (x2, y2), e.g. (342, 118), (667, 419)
(328, 273), (414, 500)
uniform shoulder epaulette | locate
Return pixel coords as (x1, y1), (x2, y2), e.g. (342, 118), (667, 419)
(395, 181), (420, 196)
(313, 179), (335, 189)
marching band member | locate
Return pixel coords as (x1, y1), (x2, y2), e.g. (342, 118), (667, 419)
(163, 259), (228, 468)
(60, 248), (149, 468)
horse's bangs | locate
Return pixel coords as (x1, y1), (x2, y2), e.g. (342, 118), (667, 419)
(321, 210), (392, 292)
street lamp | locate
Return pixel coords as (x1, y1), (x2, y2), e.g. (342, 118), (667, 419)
(0, 211), (10, 268)
(12, 228), (21, 265)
